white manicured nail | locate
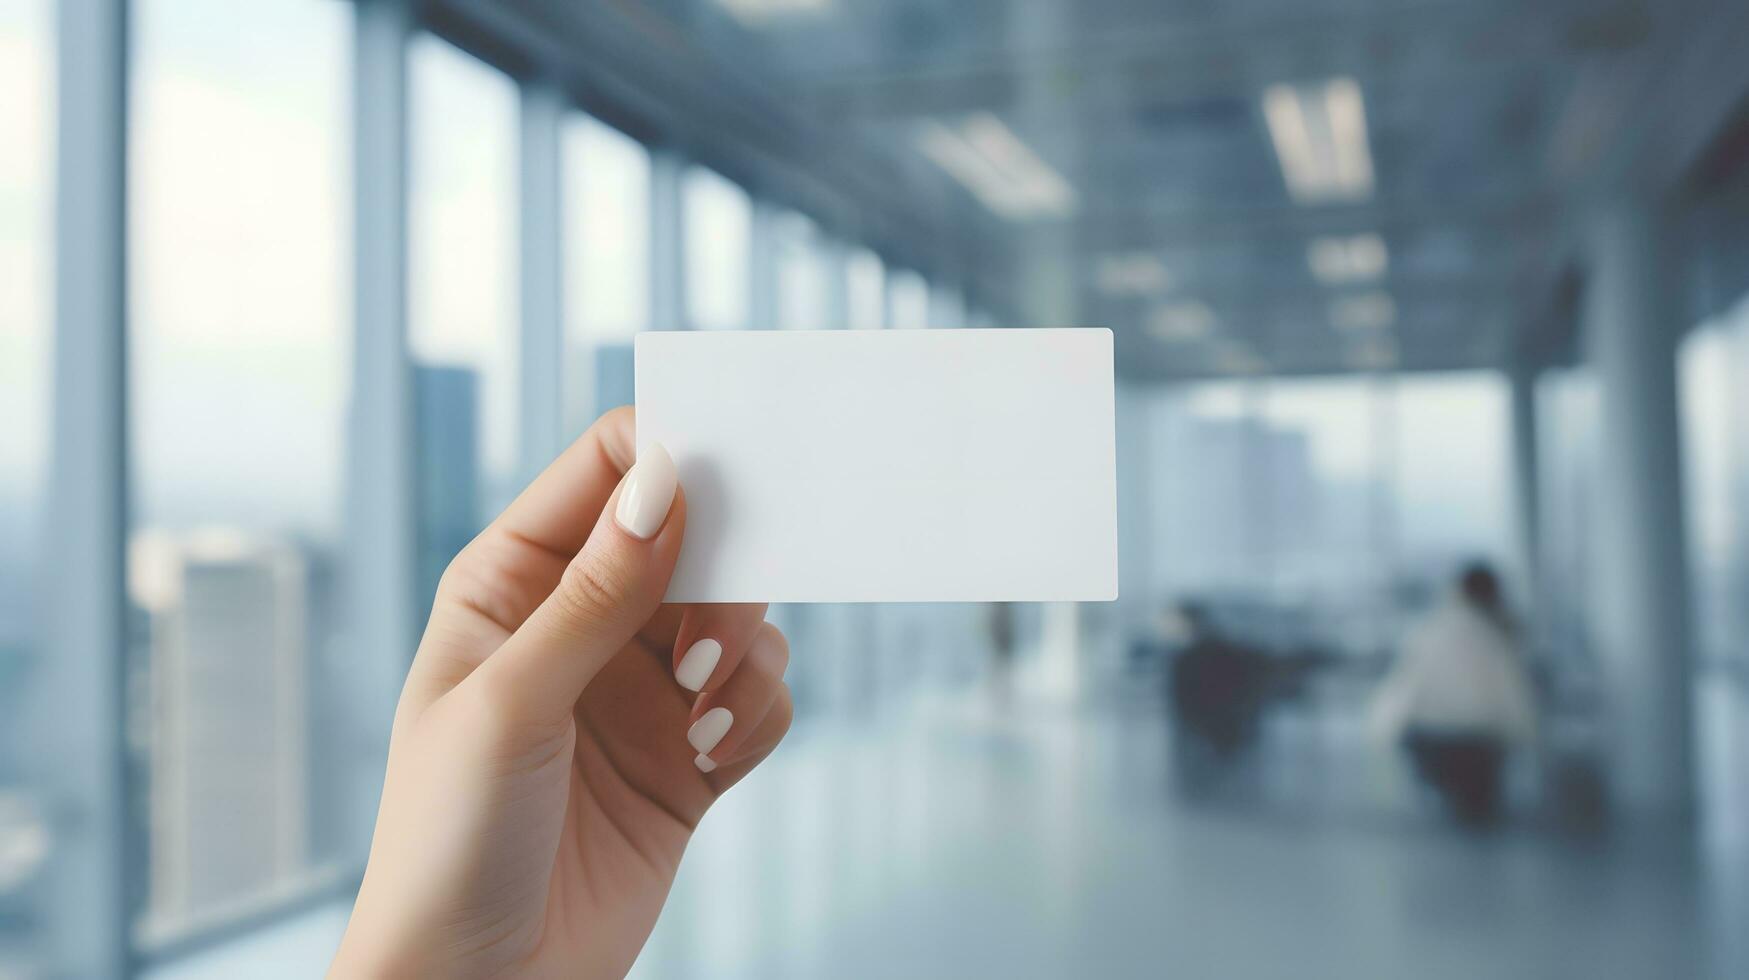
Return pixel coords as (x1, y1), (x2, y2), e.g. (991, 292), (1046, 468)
(694, 753), (717, 773)
(687, 706), (733, 755)
(613, 443), (677, 540)
(675, 638), (722, 692)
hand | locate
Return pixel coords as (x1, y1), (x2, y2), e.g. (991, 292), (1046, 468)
(331, 407), (793, 978)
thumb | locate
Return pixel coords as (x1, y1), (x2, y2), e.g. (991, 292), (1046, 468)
(468, 442), (683, 721)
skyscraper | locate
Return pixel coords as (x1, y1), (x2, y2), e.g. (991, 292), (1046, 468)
(133, 531), (309, 929)
(415, 364), (482, 618)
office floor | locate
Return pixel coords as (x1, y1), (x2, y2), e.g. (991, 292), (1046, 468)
(150, 670), (1749, 980)
(637, 676), (1749, 980)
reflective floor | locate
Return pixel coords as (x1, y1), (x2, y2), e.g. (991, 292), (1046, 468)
(150, 664), (1749, 980)
(639, 671), (1749, 980)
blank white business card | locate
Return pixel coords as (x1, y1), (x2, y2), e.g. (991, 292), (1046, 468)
(634, 328), (1117, 604)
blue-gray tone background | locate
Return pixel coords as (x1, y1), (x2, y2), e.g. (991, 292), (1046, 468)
(3, 0), (1749, 976)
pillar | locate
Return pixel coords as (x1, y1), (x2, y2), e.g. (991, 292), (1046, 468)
(1583, 201), (1696, 817)
(45, 0), (131, 972)
(1507, 356), (1542, 614)
(345, 0), (416, 844)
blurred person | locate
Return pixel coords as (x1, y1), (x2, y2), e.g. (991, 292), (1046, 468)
(1370, 563), (1536, 827)
(1165, 601), (1273, 793)
(330, 408), (792, 978)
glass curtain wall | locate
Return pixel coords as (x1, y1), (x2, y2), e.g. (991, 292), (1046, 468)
(929, 282), (966, 330)
(1144, 372), (1515, 661)
(8, 2), (1006, 972)
(1388, 373), (1515, 592)
(0, 0), (53, 971)
(564, 114), (650, 427)
(1536, 367), (1602, 674)
(772, 210), (830, 332)
(1680, 302), (1749, 668)
(128, 0), (353, 948)
(682, 166), (751, 332)
(845, 246), (885, 330)
(408, 36), (518, 613)
(886, 268), (929, 329)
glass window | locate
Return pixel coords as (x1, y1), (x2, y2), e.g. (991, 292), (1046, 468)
(1151, 379), (1389, 654)
(846, 247), (885, 329)
(409, 36), (518, 607)
(887, 268), (929, 329)
(1387, 374), (1513, 580)
(773, 211), (829, 330)
(1260, 379), (1391, 648)
(929, 282), (965, 329)
(0, 0), (53, 970)
(1536, 366), (1601, 667)
(683, 166), (751, 331)
(565, 114), (650, 426)
(1681, 312), (1745, 664)
(130, 0), (352, 946)
(1146, 372), (1512, 658)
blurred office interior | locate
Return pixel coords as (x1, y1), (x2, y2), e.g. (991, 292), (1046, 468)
(4, 0), (1749, 976)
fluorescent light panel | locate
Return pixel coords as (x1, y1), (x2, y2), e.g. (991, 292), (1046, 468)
(1263, 77), (1375, 203)
(1308, 233), (1388, 284)
(916, 113), (1076, 221)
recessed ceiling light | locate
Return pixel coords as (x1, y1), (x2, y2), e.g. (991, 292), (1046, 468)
(1307, 233), (1388, 284)
(1095, 253), (1170, 296)
(1330, 291), (1396, 332)
(1262, 77), (1375, 203)
(1148, 300), (1216, 341)
(916, 113), (1076, 221)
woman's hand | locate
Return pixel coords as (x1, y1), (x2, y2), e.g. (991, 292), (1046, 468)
(331, 407), (792, 979)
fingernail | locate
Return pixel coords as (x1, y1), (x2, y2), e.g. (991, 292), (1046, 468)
(676, 638), (722, 692)
(614, 443), (677, 540)
(694, 753), (718, 773)
(687, 706), (733, 755)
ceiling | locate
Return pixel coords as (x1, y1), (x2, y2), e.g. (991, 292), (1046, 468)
(443, 0), (1749, 380)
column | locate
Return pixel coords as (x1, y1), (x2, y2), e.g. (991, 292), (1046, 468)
(44, 0), (130, 973)
(1583, 201), (1696, 817)
(1507, 356), (1542, 615)
(345, 0), (416, 843)
(650, 150), (687, 330)
(519, 79), (566, 476)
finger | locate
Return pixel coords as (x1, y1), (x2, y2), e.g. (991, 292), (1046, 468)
(686, 623), (789, 772)
(493, 406), (636, 568)
(466, 442), (683, 721)
(672, 603), (769, 693)
(701, 685), (793, 795)
(430, 407), (638, 641)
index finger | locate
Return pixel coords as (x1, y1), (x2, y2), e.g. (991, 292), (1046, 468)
(494, 405), (637, 563)
(440, 406), (686, 648)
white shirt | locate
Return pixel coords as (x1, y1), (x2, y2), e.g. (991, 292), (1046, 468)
(1370, 598), (1537, 744)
